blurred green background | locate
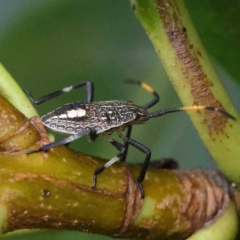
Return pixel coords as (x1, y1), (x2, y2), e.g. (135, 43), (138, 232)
(0, 0), (240, 239)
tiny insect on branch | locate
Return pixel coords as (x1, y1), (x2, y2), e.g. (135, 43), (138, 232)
(24, 80), (235, 198)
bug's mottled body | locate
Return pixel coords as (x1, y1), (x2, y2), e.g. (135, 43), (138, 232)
(42, 100), (148, 135)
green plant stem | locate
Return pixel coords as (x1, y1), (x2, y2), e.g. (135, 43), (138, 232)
(188, 201), (238, 240)
(0, 64), (38, 118)
(132, 0), (240, 185)
(0, 64), (55, 143)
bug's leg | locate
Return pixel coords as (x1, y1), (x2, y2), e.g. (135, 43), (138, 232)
(119, 134), (151, 198)
(124, 79), (160, 109)
(120, 125), (132, 162)
(27, 128), (96, 155)
(92, 139), (126, 188)
(24, 81), (94, 105)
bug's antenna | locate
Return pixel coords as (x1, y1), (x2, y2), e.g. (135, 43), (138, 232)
(124, 79), (160, 109)
(141, 105), (236, 121)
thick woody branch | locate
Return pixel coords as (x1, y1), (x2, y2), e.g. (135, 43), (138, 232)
(0, 94), (238, 239)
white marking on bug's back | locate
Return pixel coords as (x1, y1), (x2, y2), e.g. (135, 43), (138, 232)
(62, 86), (73, 92)
(51, 108), (86, 119)
(67, 108), (86, 118)
(52, 113), (67, 119)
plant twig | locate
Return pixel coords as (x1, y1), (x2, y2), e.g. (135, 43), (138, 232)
(132, 0), (240, 186)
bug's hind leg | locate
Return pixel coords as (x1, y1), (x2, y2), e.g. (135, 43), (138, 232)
(91, 139), (126, 189)
(27, 128), (96, 155)
(24, 81), (94, 105)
